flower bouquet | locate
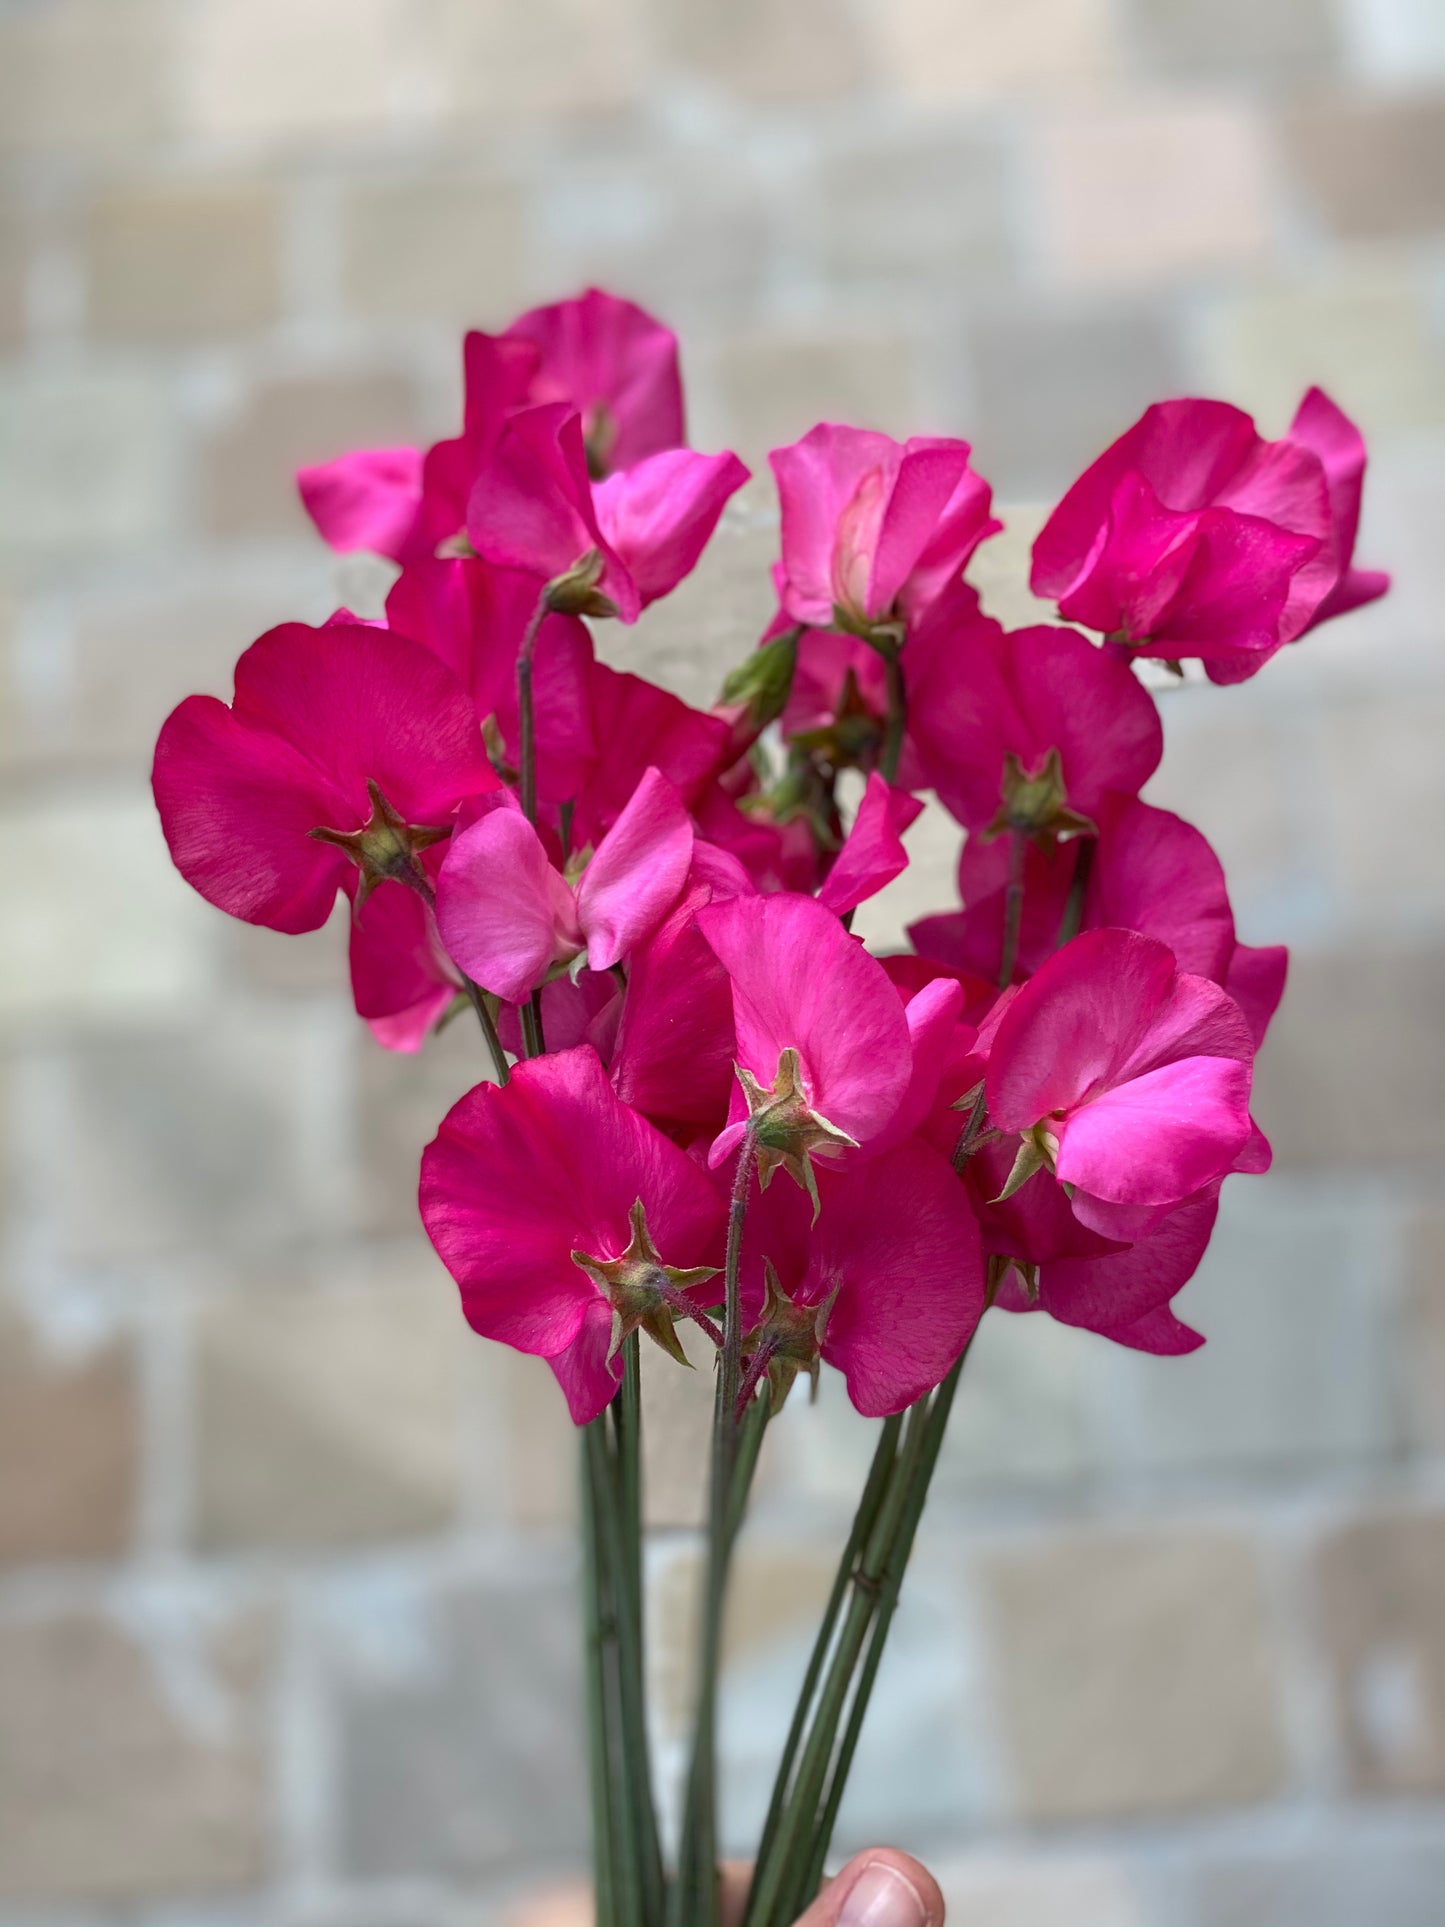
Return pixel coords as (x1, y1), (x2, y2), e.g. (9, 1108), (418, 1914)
(152, 290), (1386, 1926)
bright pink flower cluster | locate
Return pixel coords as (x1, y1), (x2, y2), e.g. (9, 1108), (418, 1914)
(153, 287), (1387, 1425)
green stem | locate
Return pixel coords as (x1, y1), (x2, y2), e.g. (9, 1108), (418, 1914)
(460, 974), (510, 1084)
(585, 1420), (643, 1927)
(998, 826), (1027, 989)
(879, 649), (906, 785)
(516, 592), (548, 828)
(520, 988), (546, 1060)
(1056, 834), (1095, 947)
(613, 1337), (667, 1926)
(581, 1425), (619, 1927)
(743, 1414), (901, 1926)
(798, 1353), (967, 1903)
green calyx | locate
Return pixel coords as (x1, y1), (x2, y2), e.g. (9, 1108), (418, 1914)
(572, 1198), (720, 1367)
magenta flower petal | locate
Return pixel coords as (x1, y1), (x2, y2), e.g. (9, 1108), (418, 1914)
(504, 288), (685, 475)
(576, 768), (694, 971)
(572, 662), (731, 846)
(697, 893), (913, 1152)
(816, 774), (923, 917)
(593, 447), (749, 608)
(1054, 1056), (1253, 1207)
(153, 621), (495, 933)
(297, 446), (424, 561)
(436, 808), (581, 1004)
(420, 1048), (725, 1415)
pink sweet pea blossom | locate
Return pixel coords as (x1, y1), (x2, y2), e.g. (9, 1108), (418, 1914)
(816, 774), (922, 917)
(1288, 386), (1390, 629)
(906, 606), (1162, 836)
(698, 893), (930, 1198)
(571, 661), (732, 846)
(466, 403), (747, 622)
(420, 1047), (725, 1423)
(503, 287), (685, 477)
(152, 620), (497, 933)
(778, 626), (928, 789)
(740, 1139), (985, 1416)
(436, 769), (694, 1004)
(1030, 392), (1384, 681)
(985, 928), (1260, 1240)
(771, 424), (998, 633)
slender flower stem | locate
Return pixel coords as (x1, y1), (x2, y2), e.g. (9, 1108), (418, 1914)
(581, 1425), (619, 1927)
(460, 974), (510, 1085)
(744, 1414), (901, 1925)
(520, 989), (546, 1060)
(656, 1285), (723, 1349)
(998, 825), (1028, 989)
(516, 591), (549, 828)
(798, 1351), (968, 1903)
(879, 649), (907, 785)
(585, 1419), (643, 1927)
(611, 1338), (667, 1926)
(1056, 834), (1096, 947)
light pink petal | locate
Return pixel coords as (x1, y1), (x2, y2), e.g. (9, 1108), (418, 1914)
(865, 437), (979, 619)
(297, 446), (424, 560)
(869, 978), (966, 1156)
(817, 774), (923, 917)
(419, 1046), (724, 1365)
(436, 809), (581, 1004)
(771, 424), (901, 625)
(697, 893), (912, 1149)
(1055, 1056), (1254, 1207)
(577, 767), (694, 970)
(593, 447), (749, 607)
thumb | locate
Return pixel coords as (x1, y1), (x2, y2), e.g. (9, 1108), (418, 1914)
(793, 1848), (945, 1927)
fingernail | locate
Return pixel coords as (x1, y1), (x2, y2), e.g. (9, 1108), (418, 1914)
(837, 1859), (932, 1927)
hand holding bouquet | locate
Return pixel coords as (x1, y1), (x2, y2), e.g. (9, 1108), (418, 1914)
(153, 288), (1385, 1925)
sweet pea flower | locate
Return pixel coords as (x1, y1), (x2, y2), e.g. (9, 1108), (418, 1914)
(906, 604), (1163, 837)
(504, 287), (685, 478)
(152, 620), (497, 933)
(778, 624), (929, 789)
(739, 1139), (985, 1416)
(436, 768), (694, 1004)
(984, 928), (1260, 1240)
(420, 1048), (725, 1424)
(466, 403), (748, 622)
(771, 425), (998, 635)
(1030, 391), (1384, 681)
(571, 660), (733, 846)
(698, 893), (962, 1208)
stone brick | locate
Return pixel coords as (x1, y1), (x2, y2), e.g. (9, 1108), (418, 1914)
(647, 0), (864, 102)
(341, 175), (530, 326)
(182, 0), (416, 142)
(430, 0), (648, 129)
(0, 1), (175, 156)
(1253, 945), (1445, 1168)
(1319, 695), (1445, 920)
(0, 1608), (270, 1900)
(1128, 0), (1340, 82)
(224, 914), (351, 998)
(876, 0), (1118, 102)
(1188, 1832), (1445, 1927)
(1283, 94), (1445, 239)
(1089, 1178), (1395, 1476)
(928, 1852), (1151, 1927)
(705, 333), (921, 471)
(535, 142), (776, 340)
(1339, 0), (1445, 82)
(0, 195), (27, 352)
(483, 1344), (579, 1528)
(1200, 264), (1445, 436)
(0, 367), (177, 560)
(85, 180), (283, 343)
(639, 1318), (718, 1530)
(2, 795), (216, 1032)
(194, 1255), (464, 1550)
(0, 1311), (137, 1564)
(1315, 1510), (1445, 1794)
(356, 1020), (495, 1234)
(934, 1308), (1092, 1492)
(816, 131), (1014, 299)
(333, 1571), (586, 1881)
(1036, 102), (1274, 287)
(47, 1010), (353, 1265)
(982, 1528), (1288, 1820)
(965, 302), (1186, 497)
(200, 371), (429, 539)
(1403, 1212), (1445, 1454)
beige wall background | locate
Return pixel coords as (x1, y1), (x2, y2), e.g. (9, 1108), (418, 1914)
(2, 1), (1444, 1921)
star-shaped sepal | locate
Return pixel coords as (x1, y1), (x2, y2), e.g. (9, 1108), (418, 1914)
(987, 1252), (1040, 1306)
(992, 1122), (1061, 1203)
(983, 747), (1097, 848)
(743, 1259), (837, 1412)
(736, 1047), (859, 1221)
(310, 779), (452, 915)
(571, 1198), (720, 1368)
(545, 547), (620, 620)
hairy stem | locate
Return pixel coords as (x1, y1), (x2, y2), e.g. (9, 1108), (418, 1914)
(998, 825), (1028, 989)
(516, 592), (548, 828)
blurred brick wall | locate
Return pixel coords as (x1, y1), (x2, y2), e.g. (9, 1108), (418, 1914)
(2, 1), (1444, 1921)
